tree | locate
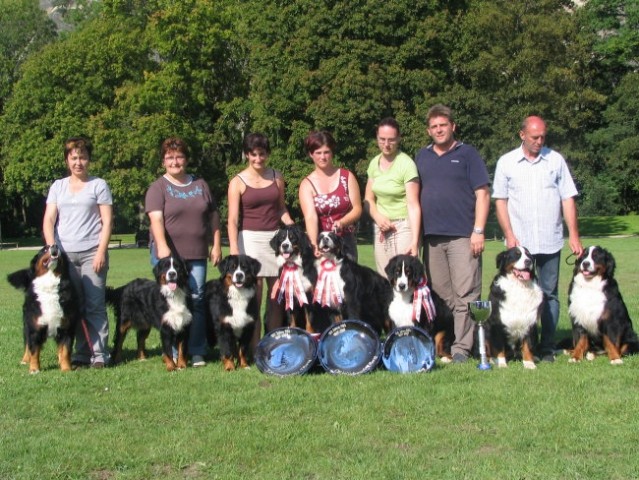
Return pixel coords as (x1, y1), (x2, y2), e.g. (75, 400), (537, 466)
(586, 72), (639, 214)
(0, 0), (243, 234)
(227, 0), (458, 216)
(444, 0), (606, 169)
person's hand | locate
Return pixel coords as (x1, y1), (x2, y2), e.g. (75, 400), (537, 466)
(504, 234), (519, 249)
(405, 243), (419, 257)
(156, 244), (171, 259)
(375, 214), (395, 233)
(569, 236), (583, 257)
(210, 246), (222, 266)
(470, 232), (485, 258)
(92, 252), (107, 273)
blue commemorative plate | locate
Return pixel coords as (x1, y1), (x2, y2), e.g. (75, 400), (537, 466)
(318, 320), (381, 375)
(382, 326), (435, 373)
(255, 327), (318, 376)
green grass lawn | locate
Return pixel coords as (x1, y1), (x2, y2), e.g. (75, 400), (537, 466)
(1, 237), (638, 479)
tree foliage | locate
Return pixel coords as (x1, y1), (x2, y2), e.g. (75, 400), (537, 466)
(0, 0), (638, 235)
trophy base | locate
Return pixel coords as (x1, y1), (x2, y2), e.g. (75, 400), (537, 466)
(477, 362), (492, 370)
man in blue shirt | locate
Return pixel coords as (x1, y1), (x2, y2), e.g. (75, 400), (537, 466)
(415, 104), (491, 363)
(492, 115), (583, 362)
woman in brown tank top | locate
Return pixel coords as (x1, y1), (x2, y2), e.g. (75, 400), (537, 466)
(228, 133), (294, 345)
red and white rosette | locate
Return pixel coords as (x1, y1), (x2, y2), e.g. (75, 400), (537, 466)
(313, 259), (343, 308)
(277, 264), (308, 311)
(413, 278), (436, 323)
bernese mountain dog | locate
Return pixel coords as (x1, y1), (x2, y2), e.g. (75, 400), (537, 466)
(270, 224), (317, 332)
(568, 246), (639, 364)
(7, 244), (80, 373)
(485, 246), (543, 369)
(106, 255), (192, 371)
(205, 254), (261, 371)
(385, 254), (453, 361)
(313, 231), (392, 336)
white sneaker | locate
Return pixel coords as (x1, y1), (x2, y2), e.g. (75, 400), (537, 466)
(191, 355), (206, 367)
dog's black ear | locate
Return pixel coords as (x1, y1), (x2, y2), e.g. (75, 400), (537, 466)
(250, 256), (262, 276)
(496, 251), (507, 269)
(218, 256), (231, 275)
(269, 230), (281, 252)
(384, 258), (395, 279)
(602, 248), (616, 278)
(410, 258), (424, 283)
(7, 269), (32, 291)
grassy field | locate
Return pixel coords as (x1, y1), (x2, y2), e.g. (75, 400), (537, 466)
(0, 237), (638, 479)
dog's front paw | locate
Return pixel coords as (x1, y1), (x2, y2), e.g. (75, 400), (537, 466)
(523, 360), (536, 369)
(610, 358), (624, 365)
(496, 357), (508, 368)
(586, 352), (596, 361)
(568, 357), (579, 363)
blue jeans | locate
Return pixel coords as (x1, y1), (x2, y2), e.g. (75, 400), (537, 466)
(151, 252), (208, 357)
(534, 251), (561, 355)
(67, 247), (110, 365)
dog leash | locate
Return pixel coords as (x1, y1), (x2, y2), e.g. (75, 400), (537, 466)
(564, 252), (578, 266)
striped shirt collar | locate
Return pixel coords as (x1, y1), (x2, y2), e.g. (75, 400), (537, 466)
(516, 144), (551, 164)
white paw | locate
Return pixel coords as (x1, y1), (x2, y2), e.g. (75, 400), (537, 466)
(586, 352), (595, 361)
(610, 358), (624, 365)
(29, 369), (40, 374)
(439, 356), (452, 364)
(568, 358), (579, 363)
(523, 360), (536, 369)
(496, 358), (508, 368)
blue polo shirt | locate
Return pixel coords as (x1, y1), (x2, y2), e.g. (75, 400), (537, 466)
(415, 142), (490, 237)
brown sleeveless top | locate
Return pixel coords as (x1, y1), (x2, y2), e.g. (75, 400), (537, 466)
(237, 169), (281, 231)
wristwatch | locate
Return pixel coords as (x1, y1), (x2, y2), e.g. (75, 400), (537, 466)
(473, 227), (484, 235)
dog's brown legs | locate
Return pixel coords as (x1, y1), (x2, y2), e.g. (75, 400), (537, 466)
(176, 340), (188, 370)
(602, 334), (623, 364)
(29, 345), (41, 373)
(21, 344), (30, 365)
(570, 335), (589, 362)
(57, 343), (72, 371)
(521, 340), (536, 369)
(162, 354), (177, 372)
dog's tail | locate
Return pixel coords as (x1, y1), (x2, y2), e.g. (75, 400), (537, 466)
(105, 286), (121, 307)
(623, 327), (639, 355)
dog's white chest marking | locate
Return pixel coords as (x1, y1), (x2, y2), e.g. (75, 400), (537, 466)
(495, 275), (543, 341)
(389, 290), (415, 327)
(32, 271), (64, 336)
(569, 274), (607, 336)
(224, 286), (256, 336)
(160, 286), (192, 332)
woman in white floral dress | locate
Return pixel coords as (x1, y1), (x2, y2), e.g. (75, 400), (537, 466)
(299, 131), (362, 261)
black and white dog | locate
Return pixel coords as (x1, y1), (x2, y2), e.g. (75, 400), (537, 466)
(485, 246), (543, 369)
(568, 246), (638, 364)
(205, 255), (261, 371)
(7, 244), (80, 373)
(313, 231), (392, 336)
(270, 225), (317, 332)
(385, 254), (453, 360)
(107, 256), (192, 371)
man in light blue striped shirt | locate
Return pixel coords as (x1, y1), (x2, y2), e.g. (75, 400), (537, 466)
(492, 116), (584, 362)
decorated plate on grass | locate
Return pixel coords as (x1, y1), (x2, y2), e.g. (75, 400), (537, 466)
(382, 326), (435, 373)
(318, 320), (381, 375)
(255, 327), (317, 376)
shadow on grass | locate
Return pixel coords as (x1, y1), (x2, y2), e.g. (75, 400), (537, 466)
(579, 216), (639, 237)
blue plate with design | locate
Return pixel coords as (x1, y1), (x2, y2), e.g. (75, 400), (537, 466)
(382, 326), (435, 373)
(318, 320), (381, 375)
(255, 327), (318, 376)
